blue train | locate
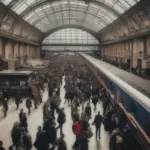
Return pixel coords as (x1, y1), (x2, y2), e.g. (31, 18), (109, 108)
(80, 53), (150, 149)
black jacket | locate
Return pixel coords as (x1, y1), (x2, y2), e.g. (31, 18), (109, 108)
(94, 114), (103, 127)
(57, 112), (66, 124)
(34, 131), (48, 150)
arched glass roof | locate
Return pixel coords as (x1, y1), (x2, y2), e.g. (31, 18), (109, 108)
(0, 0), (140, 33)
(42, 28), (100, 51)
(43, 28), (99, 44)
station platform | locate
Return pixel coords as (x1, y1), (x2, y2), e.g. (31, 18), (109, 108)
(0, 77), (110, 150)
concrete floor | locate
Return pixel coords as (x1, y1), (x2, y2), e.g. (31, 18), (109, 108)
(0, 77), (110, 150)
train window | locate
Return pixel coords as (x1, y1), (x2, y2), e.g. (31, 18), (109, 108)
(115, 88), (120, 102)
(20, 81), (26, 86)
(130, 101), (137, 116)
(0, 81), (6, 85)
(121, 96), (126, 106)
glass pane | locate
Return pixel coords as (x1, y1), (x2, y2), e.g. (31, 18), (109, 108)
(1, 0), (12, 5)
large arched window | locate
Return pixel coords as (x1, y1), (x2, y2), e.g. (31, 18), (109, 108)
(42, 28), (100, 52)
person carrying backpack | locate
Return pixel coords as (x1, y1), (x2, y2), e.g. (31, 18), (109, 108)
(72, 120), (81, 149)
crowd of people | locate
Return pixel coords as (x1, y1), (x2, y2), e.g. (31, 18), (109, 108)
(0, 54), (143, 150)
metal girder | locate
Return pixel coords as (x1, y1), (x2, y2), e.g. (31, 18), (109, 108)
(41, 49), (99, 52)
(42, 43), (100, 46)
(0, 29), (40, 45)
(42, 25), (101, 43)
(32, 9), (108, 26)
(19, 0), (120, 17)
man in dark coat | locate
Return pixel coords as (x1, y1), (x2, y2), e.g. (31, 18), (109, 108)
(92, 95), (98, 110)
(15, 96), (21, 110)
(11, 122), (21, 149)
(85, 103), (91, 120)
(93, 111), (103, 140)
(34, 126), (49, 150)
(22, 129), (32, 150)
(57, 109), (66, 135)
(47, 122), (57, 149)
(26, 98), (32, 115)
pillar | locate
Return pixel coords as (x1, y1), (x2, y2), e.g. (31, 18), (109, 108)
(23, 45), (27, 57)
(132, 38), (146, 68)
(5, 40), (13, 59)
(14, 43), (19, 58)
(0, 38), (2, 57)
(37, 47), (40, 59)
(26, 45), (30, 58)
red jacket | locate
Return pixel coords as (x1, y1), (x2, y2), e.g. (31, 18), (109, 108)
(72, 121), (81, 136)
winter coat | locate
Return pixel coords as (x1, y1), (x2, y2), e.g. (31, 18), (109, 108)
(11, 127), (21, 146)
(26, 99), (32, 109)
(81, 120), (89, 132)
(22, 133), (32, 149)
(47, 126), (57, 143)
(92, 96), (98, 105)
(85, 106), (91, 117)
(57, 112), (66, 125)
(15, 96), (21, 104)
(34, 131), (48, 150)
(94, 114), (103, 127)
(79, 133), (88, 150)
(72, 121), (81, 136)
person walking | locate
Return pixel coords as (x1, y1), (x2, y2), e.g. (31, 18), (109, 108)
(72, 120), (81, 149)
(15, 96), (21, 110)
(11, 122), (21, 149)
(19, 111), (28, 132)
(26, 98), (32, 115)
(22, 129), (32, 150)
(92, 95), (98, 110)
(34, 126), (49, 150)
(57, 108), (66, 135)
(93, 111), (103, 140)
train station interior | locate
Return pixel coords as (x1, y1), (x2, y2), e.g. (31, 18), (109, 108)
(0, 0), (150, 150)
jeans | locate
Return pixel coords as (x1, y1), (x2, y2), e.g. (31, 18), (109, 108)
(96, 126), (101, 140)
(57, 123), (63, 135)
(73, 135), (80, 148)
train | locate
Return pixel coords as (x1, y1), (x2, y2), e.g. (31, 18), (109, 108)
(80, 53), (150, 149)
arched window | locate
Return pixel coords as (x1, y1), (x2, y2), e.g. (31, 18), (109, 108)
(42, 28), (100, 52)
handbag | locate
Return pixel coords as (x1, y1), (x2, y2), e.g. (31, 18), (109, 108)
(86, 127), (93, 138)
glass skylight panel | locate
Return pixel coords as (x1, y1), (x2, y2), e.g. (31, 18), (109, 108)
(25, 0), (36, 5)
(113, 3), (125, 13)
(24, 11), (35, 20)
(4, 0), (140, 33)
(13, 2), (28, 15)
(103, 0), (116, 7)
(34, 7), (43, 13)
(1, 0), (12, 5)
(126, 0), (139, 6)
(119, 0), (131, 8)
